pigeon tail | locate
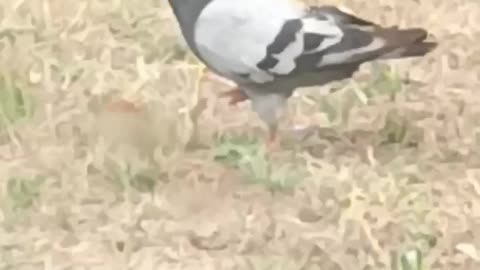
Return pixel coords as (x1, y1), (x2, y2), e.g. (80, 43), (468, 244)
(374, 27), (438, 59)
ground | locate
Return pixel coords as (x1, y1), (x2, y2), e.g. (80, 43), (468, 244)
(0, 0), (480, 269)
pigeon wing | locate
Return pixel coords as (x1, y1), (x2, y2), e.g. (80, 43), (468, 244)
(194, 0), (436, 85)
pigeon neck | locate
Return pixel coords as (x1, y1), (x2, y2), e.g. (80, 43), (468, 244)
(168, 0), (212, 57)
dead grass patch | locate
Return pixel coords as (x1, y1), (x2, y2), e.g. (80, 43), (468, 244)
(1, 0), (480, 269)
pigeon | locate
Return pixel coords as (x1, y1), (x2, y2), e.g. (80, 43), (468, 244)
(167, 0), (437, 149)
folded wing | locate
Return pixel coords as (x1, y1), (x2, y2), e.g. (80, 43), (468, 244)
(194, 2), (436, 85)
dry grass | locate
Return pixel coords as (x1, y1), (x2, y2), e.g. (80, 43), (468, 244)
(1, 0), (480, 269)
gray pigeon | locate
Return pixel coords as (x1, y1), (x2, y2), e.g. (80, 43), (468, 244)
(168, 0), (437, 148)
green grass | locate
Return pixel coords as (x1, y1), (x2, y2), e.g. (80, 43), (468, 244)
(0, 72), (33, 133)
(0, 0), (476, 269)
(363, 63), (403, 102)
(5, 176), (45, 211)
(105, 159), (159, 194)
(214, 137), (303, 192)
(394, 247), (424, 270)
(313, 63), (405, 128)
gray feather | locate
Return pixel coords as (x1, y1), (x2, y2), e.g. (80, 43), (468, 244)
(168, 0), (437, 132)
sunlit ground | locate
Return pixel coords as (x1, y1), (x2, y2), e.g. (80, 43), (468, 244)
(1, 0), (480, 269)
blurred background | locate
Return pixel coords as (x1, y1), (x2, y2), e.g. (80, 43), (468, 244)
(1, 0), (480, 269)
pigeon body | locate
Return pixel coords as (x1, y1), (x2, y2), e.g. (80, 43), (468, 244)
(168, 0), (437, 146)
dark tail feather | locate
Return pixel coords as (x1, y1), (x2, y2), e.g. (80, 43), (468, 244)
(380, 41), (438, 59)
(375, 28), (438, 59)
(375, 28), (428, 46)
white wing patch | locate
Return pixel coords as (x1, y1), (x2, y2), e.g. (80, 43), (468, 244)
(267, 19), (343, 76)
(301, 18), (343, 52)
(319, 38), (386, 66)
(262, 18), (344, 77)
(268, 30), (304, 74)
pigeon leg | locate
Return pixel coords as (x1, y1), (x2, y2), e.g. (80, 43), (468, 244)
(266, 123), (280, 153)
(219, 88), (249, 106)
(249, 93), (287, 152)
(197, 67), (247, 105)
